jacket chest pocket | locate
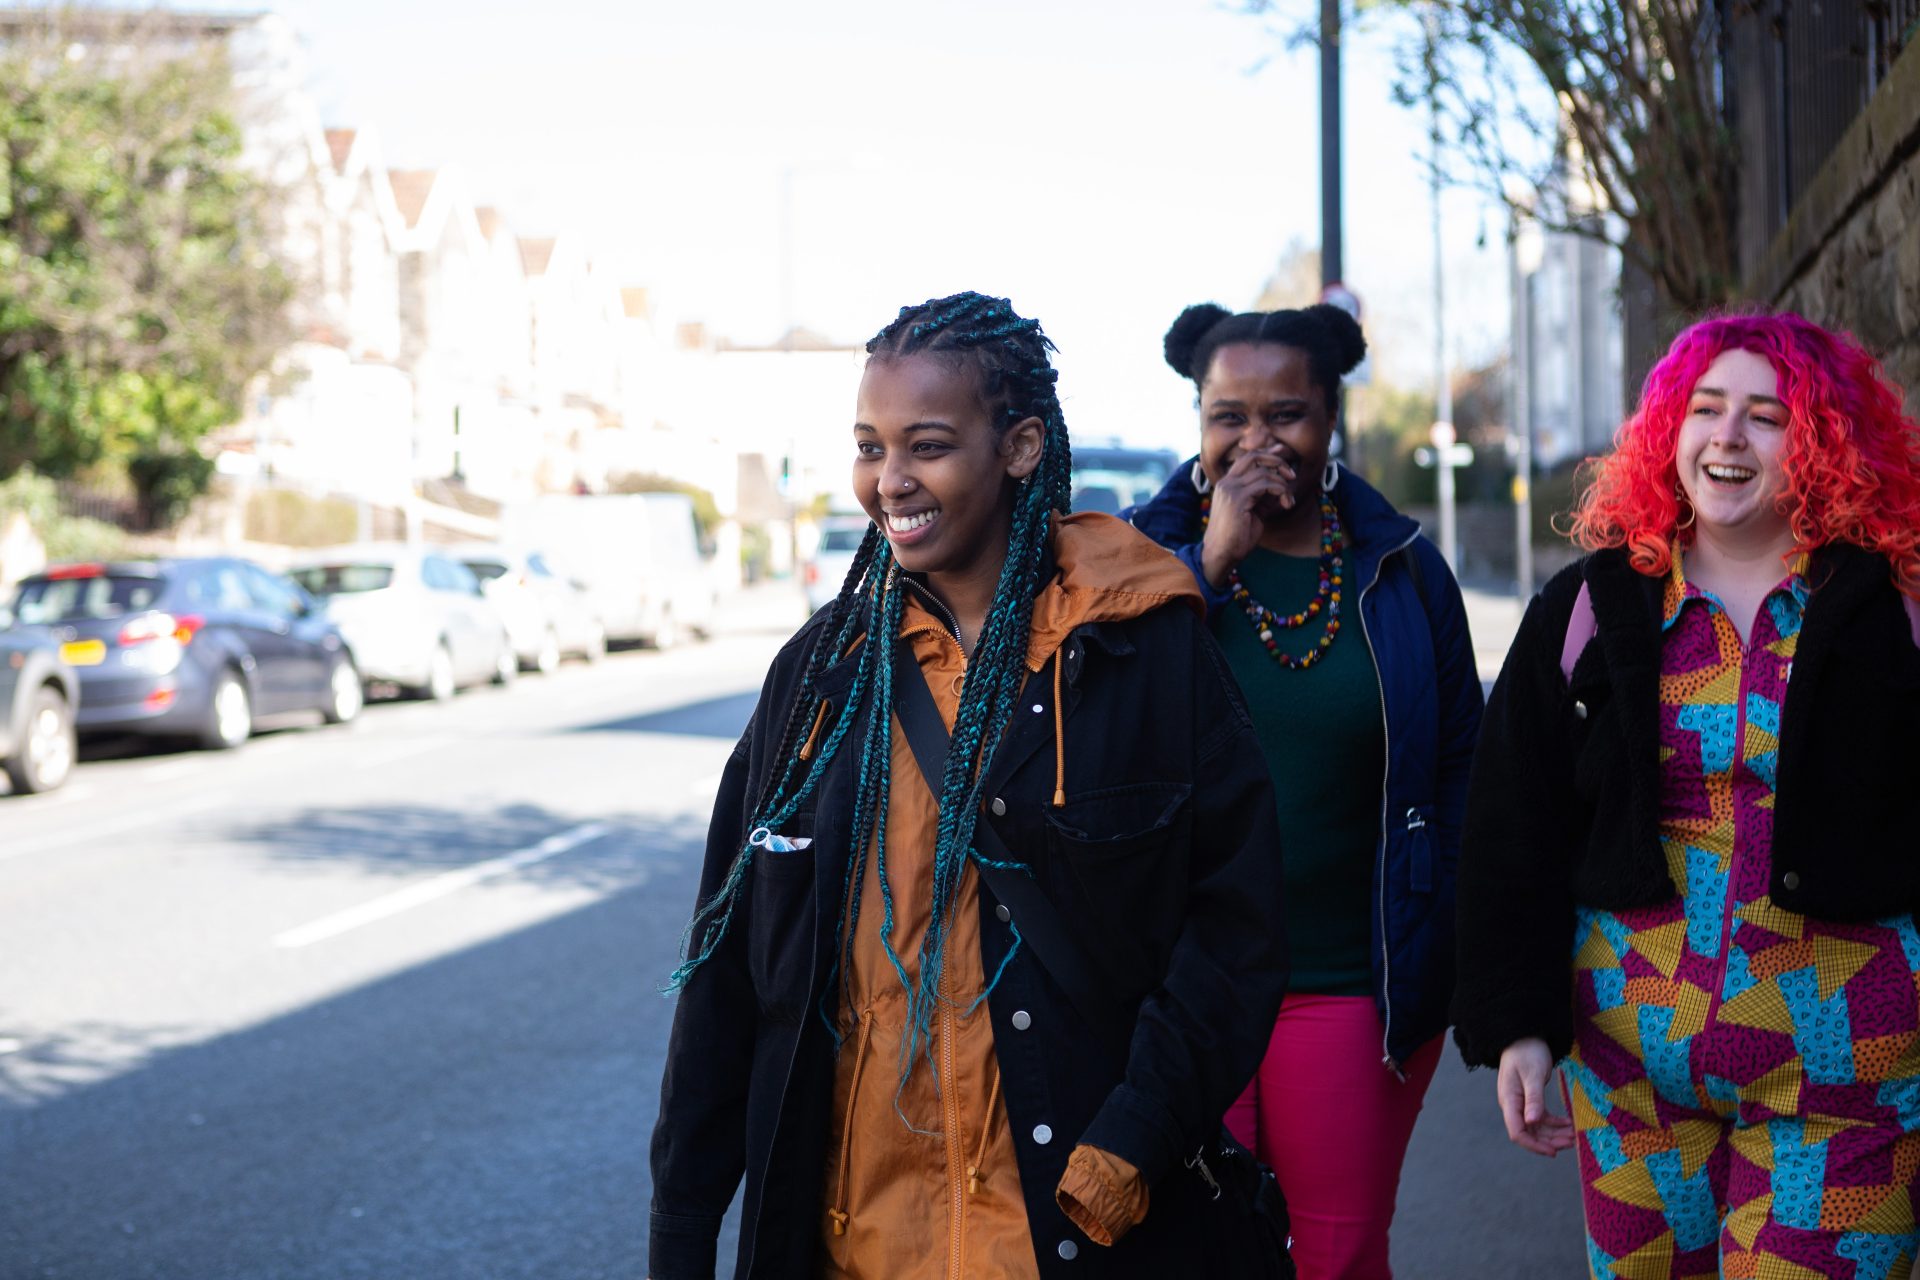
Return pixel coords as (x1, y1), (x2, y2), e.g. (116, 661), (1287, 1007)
(745, 823), (819, 1024)
(1043, 782), (1193, 992)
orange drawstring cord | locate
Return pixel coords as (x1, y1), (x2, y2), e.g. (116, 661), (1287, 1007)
(802, 633), (867, 761)
(967, 1062), (1003, 1195)
(827, 1010), (876, 1237)
(1051, 650), (1066, 808)
(798, 698), (831, 762)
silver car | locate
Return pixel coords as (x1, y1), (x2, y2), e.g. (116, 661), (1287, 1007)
(288, 544), (516, 700)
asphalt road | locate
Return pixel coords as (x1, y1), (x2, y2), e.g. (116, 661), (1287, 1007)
(1, 586), (1585, 1279)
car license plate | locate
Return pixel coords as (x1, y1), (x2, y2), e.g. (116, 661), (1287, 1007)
(59, 640), (106, 666)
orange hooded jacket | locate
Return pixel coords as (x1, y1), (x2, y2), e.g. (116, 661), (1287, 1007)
(815, 513), (1203, 1279)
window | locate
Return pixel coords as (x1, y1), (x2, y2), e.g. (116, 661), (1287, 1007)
(289, 564), (395, 596)
(461, 559), (511, 583)
(424, 555), (480, 596)
(12, 574), (165, 623)
(243, 564), (304, 617)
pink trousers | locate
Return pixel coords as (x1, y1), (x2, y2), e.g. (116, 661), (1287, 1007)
(1223, 994), (1442, 1280)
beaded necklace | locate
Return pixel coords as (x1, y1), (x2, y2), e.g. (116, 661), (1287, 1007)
(1199, 489), (1345, 670)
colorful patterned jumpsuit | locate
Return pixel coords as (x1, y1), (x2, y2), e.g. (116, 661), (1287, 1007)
(1567, 559), (1920, 1279)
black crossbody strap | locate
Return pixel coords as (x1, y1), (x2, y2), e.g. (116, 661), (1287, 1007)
(889, 639), (1115, 1031)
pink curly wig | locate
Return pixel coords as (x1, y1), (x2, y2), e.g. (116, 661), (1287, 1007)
(1568, 311), (1920, 596)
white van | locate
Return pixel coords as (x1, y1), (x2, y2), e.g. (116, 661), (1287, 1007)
(501, 494), (715, 647)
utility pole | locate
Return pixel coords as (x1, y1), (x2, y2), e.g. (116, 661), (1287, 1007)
(1509, 207), (1534, 599)
(1320, 0), (1342, 291)
(1426, 5), (1457, 570)
(1319, 0), (1346, 463)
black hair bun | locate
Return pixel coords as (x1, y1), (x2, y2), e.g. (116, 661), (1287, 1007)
(1163, 303), (1232, 379)
(1304, 303), (1367, 376)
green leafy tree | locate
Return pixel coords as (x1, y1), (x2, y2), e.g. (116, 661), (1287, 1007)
(0, 11), (293, 521)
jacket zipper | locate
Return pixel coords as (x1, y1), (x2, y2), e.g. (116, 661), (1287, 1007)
(942, 995), (965, 1279)
(1703, 618), (1757, 1030)
(905, 578), (965, 647)
(904, 574), (970, 1275)
(1360, 530), (1420, 1078)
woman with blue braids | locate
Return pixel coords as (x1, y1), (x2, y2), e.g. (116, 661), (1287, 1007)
(649, 292), (1292, 1279)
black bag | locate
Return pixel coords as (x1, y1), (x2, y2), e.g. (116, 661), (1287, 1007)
(891, 639), (1294, 1278)
(1186, 1131), (1294, 1279)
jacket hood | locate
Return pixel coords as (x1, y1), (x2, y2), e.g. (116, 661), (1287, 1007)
(1127, 455), (1420, 560)
(1022, 512), (1203, 670)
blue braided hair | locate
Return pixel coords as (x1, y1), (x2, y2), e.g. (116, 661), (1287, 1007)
(668, 291), (1073, 1107)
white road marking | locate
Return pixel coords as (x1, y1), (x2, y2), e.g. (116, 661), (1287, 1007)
(7, 782), (94, 809)
(136, 758), (209, 782)
(271, 821), (612, 949)
(345, 738), (450, 771)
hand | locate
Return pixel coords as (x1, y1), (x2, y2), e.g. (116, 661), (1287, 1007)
(1496, 1038), (1575, 1157)
(1199, 449), (1297, 589)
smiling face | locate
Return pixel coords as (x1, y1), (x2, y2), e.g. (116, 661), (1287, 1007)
(1675, 347), (1794, 553)
(1196, 342), (1334, 515)
(853, 353), (1042, 588)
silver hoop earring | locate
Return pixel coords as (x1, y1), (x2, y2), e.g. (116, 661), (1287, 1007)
(1322, 460), (1342, 492)
(1190, 461), (1213, 495)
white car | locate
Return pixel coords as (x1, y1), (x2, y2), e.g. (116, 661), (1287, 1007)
(454, 545), (606, 675)
(500, 493), (715, 648)
(288, 544), (516, 700)
(804, 516), (871, 614)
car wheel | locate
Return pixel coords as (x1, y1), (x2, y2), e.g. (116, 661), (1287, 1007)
(321, 657), (363, 725)
(532, 629), (561, 676)
(199, 669), (253, 750)
(491, 636), (518, 687)
(581, 624), (607, 664)
(652, 608), (678, 651)
(6, 684), (75, 794)
(413, 643), (456, 702)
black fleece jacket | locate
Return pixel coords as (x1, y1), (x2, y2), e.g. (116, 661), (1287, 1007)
(1452, 543), (1920, 1068)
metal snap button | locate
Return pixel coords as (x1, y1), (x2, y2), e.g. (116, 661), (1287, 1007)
(1573, 700), (1588, 719)
(995, 904), (1011, 924)
(1031, 703), (1044, 714)
(1011, 1010), (1032, 1031)
(1032, 1124), (1053, 1145)
(990, 797), (1007, 817)
(1058, 1240), (1079, 1260)
(1783, 871), (1801, 891)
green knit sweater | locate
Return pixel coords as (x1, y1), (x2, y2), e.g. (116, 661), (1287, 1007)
(1209, 547), (1384, 997)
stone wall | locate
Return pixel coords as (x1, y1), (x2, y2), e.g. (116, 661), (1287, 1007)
(1750, 37), (1920, 417)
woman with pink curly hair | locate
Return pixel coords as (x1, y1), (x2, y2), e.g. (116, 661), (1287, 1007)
(1453, 313), (1920, 1276)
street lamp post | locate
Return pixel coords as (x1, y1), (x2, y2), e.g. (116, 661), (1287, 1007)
(1426, 5), (1456, 569)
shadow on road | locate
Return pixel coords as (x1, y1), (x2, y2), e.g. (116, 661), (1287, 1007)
(0, 852), (742, 1280)
(223, 802), (709, 893)
(0, 1020), (203, 1109)
(568, 690), (760, 741)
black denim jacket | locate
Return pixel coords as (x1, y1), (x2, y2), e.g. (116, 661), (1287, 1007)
(648, 597), (1290, 1279)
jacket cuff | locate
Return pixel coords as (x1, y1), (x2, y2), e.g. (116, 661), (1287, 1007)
(1055, 1144), (1150, 1246)
(1078, 1082), (1185, 1187)
(648, 1209), (721, 1280)
(1451, 992), (1573, 1069)
(1174, 543), (1233, 617)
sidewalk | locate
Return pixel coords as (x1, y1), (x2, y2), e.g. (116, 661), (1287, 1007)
(1459, 585), (1527, 689)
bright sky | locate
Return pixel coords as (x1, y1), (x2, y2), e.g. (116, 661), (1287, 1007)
(257, 0), (1511, 454)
